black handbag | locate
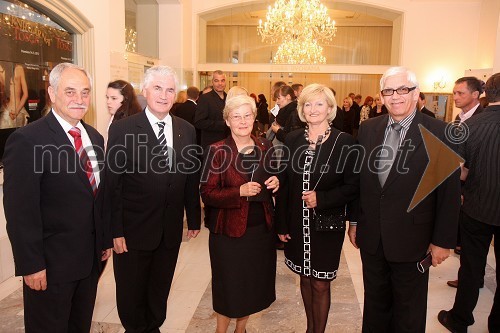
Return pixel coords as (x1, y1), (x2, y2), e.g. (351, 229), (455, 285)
(309, 131), (346, 232)
(313, 207), (346, 232)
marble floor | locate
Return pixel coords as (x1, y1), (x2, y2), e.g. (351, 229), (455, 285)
(0, 227), (495, 333)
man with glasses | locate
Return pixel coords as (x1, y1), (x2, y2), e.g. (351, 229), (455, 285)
(106, 65), (201, 332)
(348, 67), (461, 332)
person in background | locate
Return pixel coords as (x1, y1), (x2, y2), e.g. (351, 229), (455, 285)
(256, 93), (269, 134)
(270, 85), (303, 143)
(171, 86), (200, 145)
(369, 94), (388, 118)
(106, 65), (201, 332)
(201, 94), (279, 333)
(4, 62), (112, 332)
(359, 96), (374, 124)
(418, 92), (435, 118)
(352, 94), (362, 137)
(438, 72), (500, 333)
(106, 79), (142, 127)
(341, 96), (355, 135)
(292, 83), (304, 98)
(350, 66), (461, 333)
(277, 83), (359, 333)
(201, 85), (213, 95)
(170, 90), (187, 114)
(195, 70), (228, 151)
(329, 88), (344, 131)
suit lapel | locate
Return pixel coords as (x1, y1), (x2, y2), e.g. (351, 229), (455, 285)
(45, 112), (94, 195)
(383, 111), (424, 189)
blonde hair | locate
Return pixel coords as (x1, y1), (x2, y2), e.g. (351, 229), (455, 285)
(223, 94), (256, 120)
(297, 84), (337, 123)
(226, 86), (249, 100)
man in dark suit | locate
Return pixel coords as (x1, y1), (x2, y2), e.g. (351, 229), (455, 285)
(447, 76), (485, 289)
(3, 62), (112, 332)
(106, 65), (201, 332)
(438, 72), (500, 333)
(171, 86), (200, 145)
(418, 92), (436, 118)
(348, 67), (461, 332)
(194, 70), (228, 151)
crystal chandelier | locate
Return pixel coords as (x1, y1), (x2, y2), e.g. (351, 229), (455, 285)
(257, 0), (337, 45)
(125, 27), (137, 53)
(274, 37), (326, 64)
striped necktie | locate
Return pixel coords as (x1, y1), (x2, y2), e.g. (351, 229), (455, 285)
(68, 127), (97, 195)
(157, 121), (170, 167)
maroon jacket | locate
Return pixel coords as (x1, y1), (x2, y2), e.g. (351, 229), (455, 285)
(201, 135), (276, 237)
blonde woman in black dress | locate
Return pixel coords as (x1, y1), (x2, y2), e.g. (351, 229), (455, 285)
(277, 83), (359, 333)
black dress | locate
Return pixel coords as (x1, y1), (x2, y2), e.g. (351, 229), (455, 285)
(277, 129), (359, 280)
(209, 151), (276, 318)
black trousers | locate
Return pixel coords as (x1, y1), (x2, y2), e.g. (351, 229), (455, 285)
(113, 237), (180, 333)
(450, 212), (500, 331)
(23, 259), (99, 333)
(361, 243), (429, 333)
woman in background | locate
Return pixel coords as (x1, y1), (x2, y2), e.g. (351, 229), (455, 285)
(201, 94), (279, 333)
(341, 96), (355, 135)
(256, 93), (269, 134)
(369, 94), (388, 118)
(106, 80), (142, 127)
(359, 96), (374, 124)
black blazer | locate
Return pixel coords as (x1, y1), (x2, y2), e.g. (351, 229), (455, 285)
(420, 106), (435, 118)
(194, 89), (228, 149)
(172, 99), (197, 125)
(355, 111), (461, 262)
(105, 111), (201, 250)
(3, 111), (111, 284)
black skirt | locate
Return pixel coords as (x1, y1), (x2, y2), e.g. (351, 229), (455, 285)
(209, 223), (276, 318)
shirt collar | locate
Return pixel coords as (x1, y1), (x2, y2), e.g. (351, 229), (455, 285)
(51, 109), (83, 133)
(144, 107), (172, 127)
(458, 103), (480, 122)
(387, 108), (417, 130)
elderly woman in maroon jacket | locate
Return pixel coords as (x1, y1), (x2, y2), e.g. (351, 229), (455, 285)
(201, 94), (279, 333)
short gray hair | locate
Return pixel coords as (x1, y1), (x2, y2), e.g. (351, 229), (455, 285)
(380, 67), (419, 90)
(223, 94), (256, 120)
(49, 62), (92, 91)
(143, 65), (178, 91)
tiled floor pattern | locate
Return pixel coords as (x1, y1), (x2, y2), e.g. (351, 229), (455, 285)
(0, 227), (495, 332)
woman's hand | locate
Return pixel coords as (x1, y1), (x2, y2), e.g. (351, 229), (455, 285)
(271, 121), (280, 133)
(278, 234), (291, 242)
(348, 225), (358, 249)
(240, 181), (262, 197)
(264, 176), (279, 193)
(302, 191), (317, 208)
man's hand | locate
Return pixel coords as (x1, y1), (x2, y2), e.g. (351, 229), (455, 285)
(187, 230), (200, 239)
(102, 248), (112, 261)
(113, 237), (128, 254)
(348, 225), (358, 249)
(429, 243), (450, 267)
(24, 269), (47, 291)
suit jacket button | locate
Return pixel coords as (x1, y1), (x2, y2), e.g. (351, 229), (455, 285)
(380, 194), (385, 199)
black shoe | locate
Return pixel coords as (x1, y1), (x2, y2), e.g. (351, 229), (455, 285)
(438, 310), (467, 333)
(446, 279), (484, 288)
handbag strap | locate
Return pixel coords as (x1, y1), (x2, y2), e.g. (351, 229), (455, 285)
(311, 131), (342, 192)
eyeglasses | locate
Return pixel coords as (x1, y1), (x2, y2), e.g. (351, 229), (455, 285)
(229, 114), (254, 122)
(380, 86), (417, 97)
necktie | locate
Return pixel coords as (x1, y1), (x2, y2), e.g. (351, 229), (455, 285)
(378, 122), (402, 187)
(68, 127), (97, 195)
(157, 121), (170, 167)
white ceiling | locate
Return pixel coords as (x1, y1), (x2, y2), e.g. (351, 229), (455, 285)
(202, 1), (398, 27)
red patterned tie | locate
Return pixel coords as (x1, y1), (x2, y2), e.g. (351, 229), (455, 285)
(68, 127), (97, 195)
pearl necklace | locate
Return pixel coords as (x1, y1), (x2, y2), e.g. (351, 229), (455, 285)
(304, 124), (332, 145)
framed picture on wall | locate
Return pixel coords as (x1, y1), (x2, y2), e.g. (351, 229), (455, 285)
(423, 92), (454, 122)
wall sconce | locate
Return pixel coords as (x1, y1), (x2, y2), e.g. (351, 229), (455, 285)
(433, 78), (447, 90)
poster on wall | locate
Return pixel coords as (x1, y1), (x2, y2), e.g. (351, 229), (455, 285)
(0, 0), (73, 160)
